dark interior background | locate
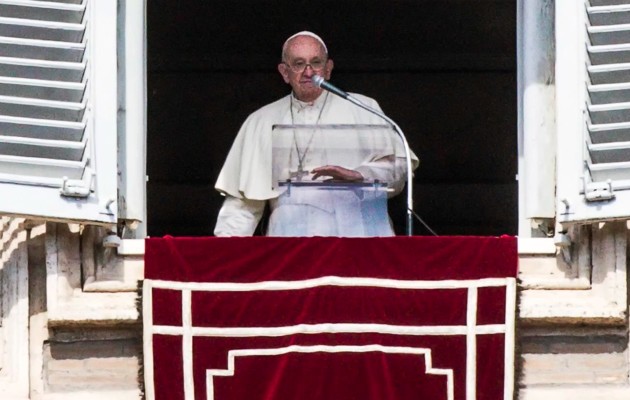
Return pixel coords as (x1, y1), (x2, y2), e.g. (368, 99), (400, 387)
(147, 0), (517, 237)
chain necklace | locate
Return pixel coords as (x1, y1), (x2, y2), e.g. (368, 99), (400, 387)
(289, 91), (329, 181)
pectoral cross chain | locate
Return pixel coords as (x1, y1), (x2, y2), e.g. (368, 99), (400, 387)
(289, 165), (309, 181)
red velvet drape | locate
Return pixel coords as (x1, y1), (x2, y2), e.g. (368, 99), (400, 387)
(144, 236), (517, 400)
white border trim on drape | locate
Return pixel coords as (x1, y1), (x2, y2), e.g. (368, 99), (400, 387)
(142, 276), (517, 400)
(206, 345), (455, 400)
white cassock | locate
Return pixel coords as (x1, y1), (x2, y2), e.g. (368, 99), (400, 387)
(214, 91), (419, 237)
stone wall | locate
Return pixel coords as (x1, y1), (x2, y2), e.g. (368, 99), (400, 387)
(520, 326), (628, 385)
(517, 221), (630, 399)
(44, 328), (140, 393)
(1, 219), (630, 399)
(1, 219), (142, 400)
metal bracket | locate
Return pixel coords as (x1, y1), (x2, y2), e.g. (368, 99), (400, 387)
(554, 231), (572, 264)
(60, 174), (93, 198)
(100, 198), (116, 216)
(584, 179), (615, 202)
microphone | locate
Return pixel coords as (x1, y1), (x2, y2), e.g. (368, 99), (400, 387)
(311, 75), (349, 99)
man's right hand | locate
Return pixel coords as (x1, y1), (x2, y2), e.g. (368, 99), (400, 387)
(311, 165), (364, 182)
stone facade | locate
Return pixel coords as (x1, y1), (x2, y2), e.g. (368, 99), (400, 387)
(0, 218), (142, 400)
(518, 222), (630, 399)
(1, 217), (629, 399)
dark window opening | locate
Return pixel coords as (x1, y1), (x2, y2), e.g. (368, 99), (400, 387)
(147, 0), (517, 237)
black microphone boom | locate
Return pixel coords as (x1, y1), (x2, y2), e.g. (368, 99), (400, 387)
(311, 75), (349, 99)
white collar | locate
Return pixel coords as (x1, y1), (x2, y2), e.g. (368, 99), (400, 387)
(291, 91), (329, 111)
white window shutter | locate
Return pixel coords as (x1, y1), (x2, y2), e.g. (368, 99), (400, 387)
(557, 0), (630, 225)
(0, 0), (117, 224)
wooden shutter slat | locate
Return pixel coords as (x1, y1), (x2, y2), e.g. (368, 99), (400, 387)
(0, 0), (88, 184)
(0, 155), (85, 179)
(585, 1), (630, 193)
(0, 36), (84, 61)
(0, 0), (118, 224)
(0, 17), (84, 42)
(0, 77), (85, 102)
(0, 0), (85, 24)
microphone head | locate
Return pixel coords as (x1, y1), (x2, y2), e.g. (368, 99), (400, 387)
(311, 74), (325, 87)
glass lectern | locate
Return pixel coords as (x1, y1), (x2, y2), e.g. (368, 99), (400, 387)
(270, 124), (406, 237)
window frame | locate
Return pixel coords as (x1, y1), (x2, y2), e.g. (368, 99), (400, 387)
(556, 0), (630, 227)
(0, 0), (119, 225)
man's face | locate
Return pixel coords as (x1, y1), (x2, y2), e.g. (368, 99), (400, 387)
(278, 36), (334, 103)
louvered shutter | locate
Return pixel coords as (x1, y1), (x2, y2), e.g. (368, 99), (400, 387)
(557, 0), (630, 225)
(0, 0), (117, 224)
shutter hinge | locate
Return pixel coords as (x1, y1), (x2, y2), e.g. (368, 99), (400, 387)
(60, 175), (93, 198)
(584, 179), (615, 202)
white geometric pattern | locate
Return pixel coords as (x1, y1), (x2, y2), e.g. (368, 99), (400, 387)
(143, 276), (517, 400)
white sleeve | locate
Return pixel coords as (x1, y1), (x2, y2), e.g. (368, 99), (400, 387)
(349, 95), (417, 197)
(355, 157), (408, 197)
(214, 195), (266, 236)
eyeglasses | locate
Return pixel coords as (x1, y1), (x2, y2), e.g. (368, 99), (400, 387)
(284, 59), (327, 73)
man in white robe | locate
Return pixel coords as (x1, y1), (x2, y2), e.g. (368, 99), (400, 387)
(214, 31), (418, 237)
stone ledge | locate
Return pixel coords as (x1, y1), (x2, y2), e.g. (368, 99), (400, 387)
(47, 292), (139, 327)
(118, 239), (145, 256)
(519, 291), (627, 325)
(30, 390), (141, 400)
(518, 238), (556, 255)
(519, 385), (630, 400)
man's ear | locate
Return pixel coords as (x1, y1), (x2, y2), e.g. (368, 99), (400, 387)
(324, 59), (334, 80)
(278, 63), (290, 84)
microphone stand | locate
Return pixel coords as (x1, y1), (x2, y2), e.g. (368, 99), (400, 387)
(342, 96), (415, 236)
(311, 75), (418, 235)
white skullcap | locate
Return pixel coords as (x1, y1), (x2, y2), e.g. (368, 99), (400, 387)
(282, 31), (328, 56)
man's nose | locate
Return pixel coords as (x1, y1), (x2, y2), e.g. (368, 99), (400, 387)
(303, 65), (315, 76)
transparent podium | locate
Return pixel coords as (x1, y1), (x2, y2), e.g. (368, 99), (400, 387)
(270, 124), (406, 237)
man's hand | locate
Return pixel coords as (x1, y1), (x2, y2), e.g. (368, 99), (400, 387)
(311, 165), (364, 182)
